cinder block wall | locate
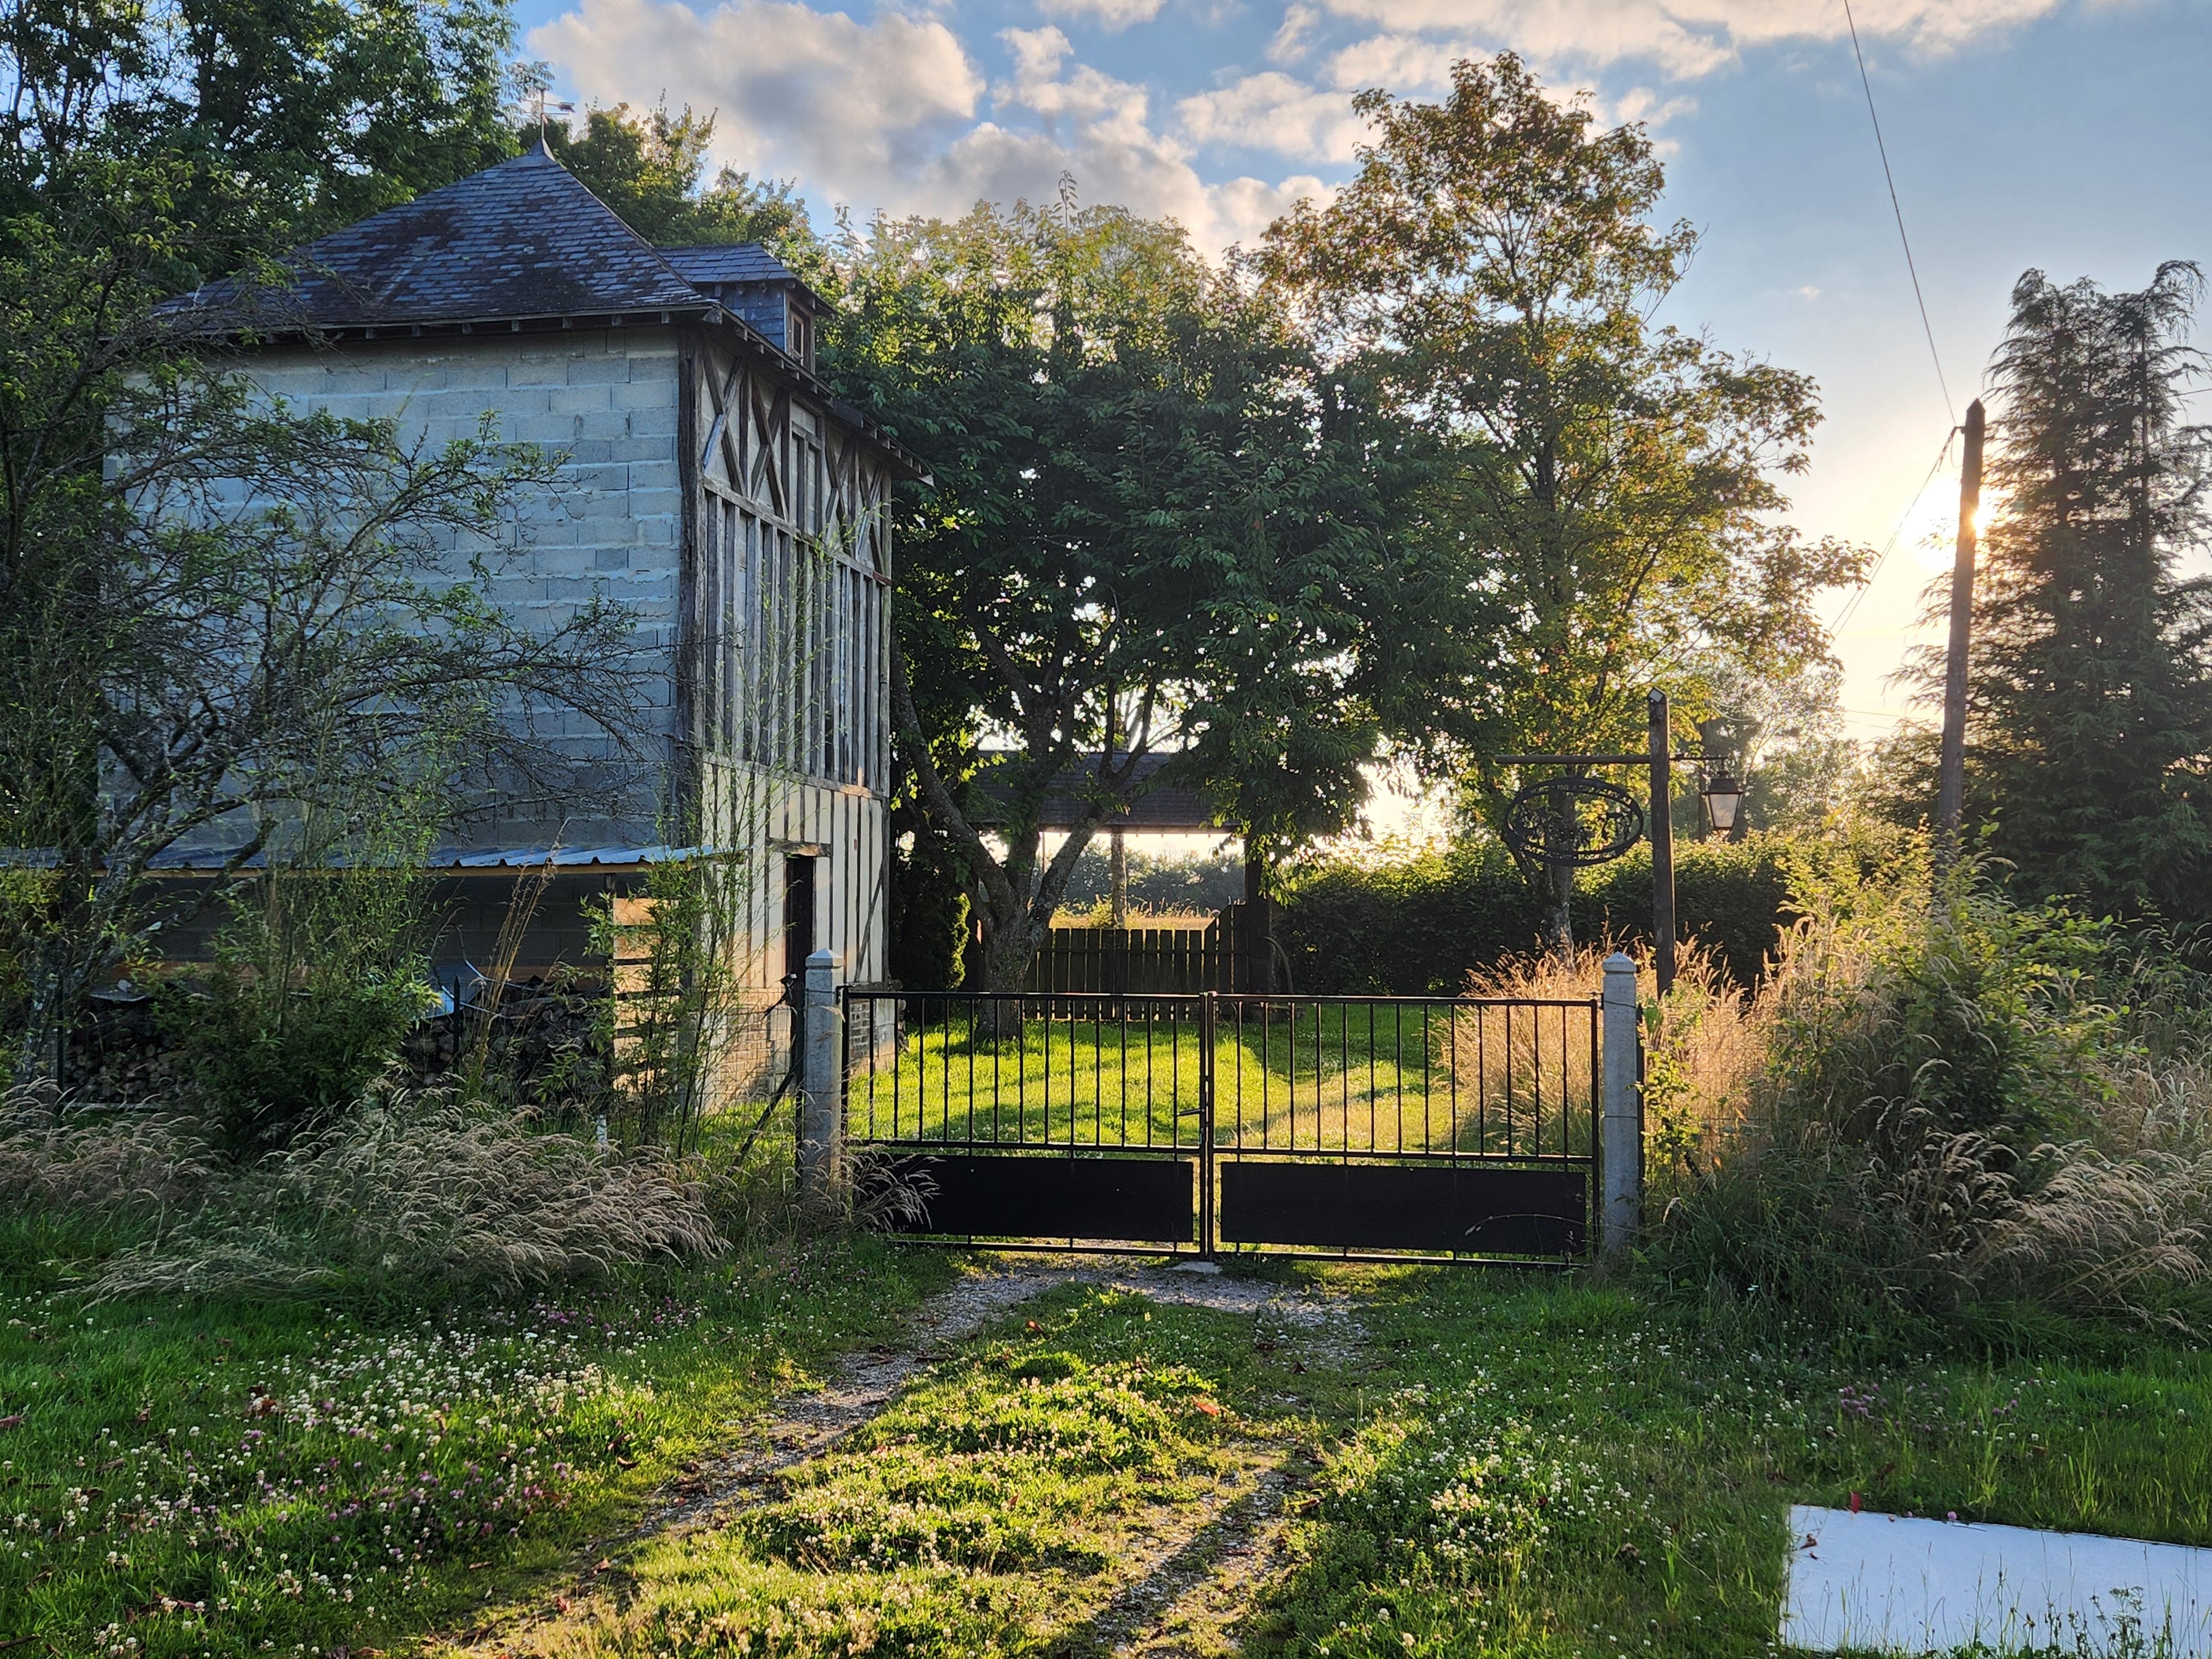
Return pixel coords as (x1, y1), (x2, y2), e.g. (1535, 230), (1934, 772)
(242, 331), (683, 847)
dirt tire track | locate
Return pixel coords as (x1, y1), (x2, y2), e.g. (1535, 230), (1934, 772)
(450, 1256), (1358, 1656)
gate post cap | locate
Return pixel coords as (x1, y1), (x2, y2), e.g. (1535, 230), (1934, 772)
(806, 948), (842, 971)
(1601, 951), (1637, 975)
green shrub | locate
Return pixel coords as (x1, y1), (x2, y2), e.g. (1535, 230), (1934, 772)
(1278, 832), (1803, 993)
(163, 963), (429, 1154)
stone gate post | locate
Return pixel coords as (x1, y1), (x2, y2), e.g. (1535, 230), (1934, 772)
(799, 948), (844, 1201)
(1600, 951), (1642, 1258)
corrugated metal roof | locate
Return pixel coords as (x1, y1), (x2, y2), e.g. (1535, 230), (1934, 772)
(133, 844), (713, 872)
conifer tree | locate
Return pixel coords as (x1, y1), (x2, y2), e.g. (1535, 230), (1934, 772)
(1951, 263), (2212, 921)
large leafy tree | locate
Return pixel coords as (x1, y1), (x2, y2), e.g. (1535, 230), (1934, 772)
(1261, 55), (1863, 870)
(532, 99), (817, 258)
(2, 0), (515, 259)
(829, 200), (1407, 993)
(1933, 264), (2212, 921)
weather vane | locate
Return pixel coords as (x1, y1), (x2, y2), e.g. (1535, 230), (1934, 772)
(507, 62), (575, 139)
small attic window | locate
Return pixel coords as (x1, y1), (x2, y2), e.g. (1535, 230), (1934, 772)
(786, 297), (815, 371)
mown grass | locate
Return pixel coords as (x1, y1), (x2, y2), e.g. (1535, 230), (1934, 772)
(448, 1264), (2212, 1658)
(8, 1237), (2208, 1658)
(501, 1279), (1342, 1657)
(852, 1003), (1592, 1161)
(1243, 1272), (2212, 1659)
(0, 1225), (953, 1657)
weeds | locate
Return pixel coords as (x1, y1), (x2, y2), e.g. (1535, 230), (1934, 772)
(1640, 847), (2212, 1336)
(0, 1237), (952, 1657)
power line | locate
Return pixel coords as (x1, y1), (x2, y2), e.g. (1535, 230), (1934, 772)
(1829, 426), (1958, 635)
(1842, 0), (1955, 424)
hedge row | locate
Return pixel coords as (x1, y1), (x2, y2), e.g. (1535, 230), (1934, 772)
(1277, 835), (1797, 994)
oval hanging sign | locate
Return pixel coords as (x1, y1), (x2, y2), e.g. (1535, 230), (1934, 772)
(1501, 777), (1646, 869)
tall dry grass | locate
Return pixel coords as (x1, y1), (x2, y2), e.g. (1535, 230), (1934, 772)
(0, 1088), (220, 1222)
(0, 1082), (724, 1300)
(1644, 867), (2212, 1334)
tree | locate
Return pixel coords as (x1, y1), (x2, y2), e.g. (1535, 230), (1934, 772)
(1261, 55), (1863, 935)
(1929, 263), (2212, 922)
(2, 0), (515, 260)
(1690, 660), (1857, 836)
(828, 199), (1405, 993)
(530, 98), (817, 258)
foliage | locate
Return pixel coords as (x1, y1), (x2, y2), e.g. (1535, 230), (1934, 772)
(832, 196), (1407, 992)
(0, 0), (514, 262)
(587, 852), (755, 1155)
(1055, 843), (1246, 920)
(1689, 659), (1860, 835)
(164, 966), (431, 1154)
(1919, 262), (2212, 924)
(533, 99), (818, 260)
(1259, 54), (1863, 933)
(157, 768), (447, 1154)
(1647, 854), (2212, 1337)
(1278, 832), (1804, 994)
(886, 815), (971, 989)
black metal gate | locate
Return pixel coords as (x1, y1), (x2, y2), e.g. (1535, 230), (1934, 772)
(841, 989), (1599, 1264)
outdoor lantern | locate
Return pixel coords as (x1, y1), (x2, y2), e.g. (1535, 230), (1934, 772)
(1700, 772), (1745, 836)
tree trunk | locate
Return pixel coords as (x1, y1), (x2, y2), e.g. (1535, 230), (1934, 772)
(1549, 859), (1574, 958)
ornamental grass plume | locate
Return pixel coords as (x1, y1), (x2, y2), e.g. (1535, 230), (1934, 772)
(0, 1081), (722, 1298)
(1644, 844), (2212, 1335)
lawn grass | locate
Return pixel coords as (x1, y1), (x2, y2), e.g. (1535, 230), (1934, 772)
(851, 1003), (1594, 1161)
(8, 1233), (2206, 1658)
(491, 1278), (1345, 1657)
(1244, 1271), (2212, 1658)
(454, 1262), (2212, 1658)
(0, 1226), (954, 1658)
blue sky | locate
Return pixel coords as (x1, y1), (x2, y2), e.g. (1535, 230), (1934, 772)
(515, 0), (2212, 744)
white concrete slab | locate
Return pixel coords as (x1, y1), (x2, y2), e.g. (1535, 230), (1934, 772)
(1784, 1504), (2212, 1656)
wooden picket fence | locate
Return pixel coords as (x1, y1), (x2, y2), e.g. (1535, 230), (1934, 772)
(962, 907), (1272, 995)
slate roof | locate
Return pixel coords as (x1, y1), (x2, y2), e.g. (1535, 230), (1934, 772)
(660, 244), (800, 286)
(161, 141), (711, 332)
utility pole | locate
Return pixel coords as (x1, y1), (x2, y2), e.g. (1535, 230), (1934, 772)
(1648, 690), (1676, 997)
(1936, 399), (1986, 863)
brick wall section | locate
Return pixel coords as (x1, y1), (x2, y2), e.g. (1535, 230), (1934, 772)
(242, 331), (682, 845)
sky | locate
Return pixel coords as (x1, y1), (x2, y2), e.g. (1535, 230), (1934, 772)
(515, 0), (2212, 752)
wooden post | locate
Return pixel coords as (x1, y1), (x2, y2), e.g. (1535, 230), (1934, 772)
(1936, 399), (1987, 861)
(1109, 826), (1128, 927)
(1648, 691), (1676, 997)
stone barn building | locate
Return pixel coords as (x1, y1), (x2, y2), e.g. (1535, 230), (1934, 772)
(161, 140), (920, 1087)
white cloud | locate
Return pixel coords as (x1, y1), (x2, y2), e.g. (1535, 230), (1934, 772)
(531, 0), (1332, 254)
(1039, 0), (1169, 30)
(1269, 2), (1324, 61)
(1313, 0), (2068, 79)
(1177, 72), (1368, 162)
(530, 0), (984, 194)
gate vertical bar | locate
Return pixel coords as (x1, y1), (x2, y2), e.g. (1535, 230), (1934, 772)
(1199, 990), (1217, 1258)
(1600, 953), (1642, 1256)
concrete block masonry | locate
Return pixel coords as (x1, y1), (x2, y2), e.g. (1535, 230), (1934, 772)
(1785, 1505), (2212, 1656)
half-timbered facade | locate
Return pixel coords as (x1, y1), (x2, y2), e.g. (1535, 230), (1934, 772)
(163, 142), (919, 1084)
